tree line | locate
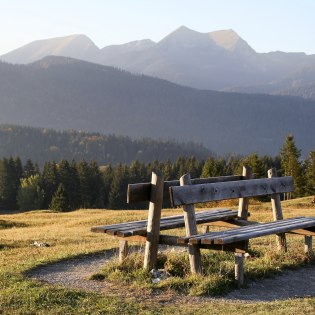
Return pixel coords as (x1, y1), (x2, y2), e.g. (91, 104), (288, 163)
(0, 124), (210, 167)
(0, 135), (314, 212)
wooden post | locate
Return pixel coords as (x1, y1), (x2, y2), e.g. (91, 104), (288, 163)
(143, 172), (164, 270)
(305, 236), (313, 256)
(119, 240), (128, 263)
(235, 252), (244, 287)
(238, 166), (252, 220)
(268, 168), (287, 252)
(180, 173), (202, 274)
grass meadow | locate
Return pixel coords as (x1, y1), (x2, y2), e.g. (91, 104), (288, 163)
(1, 198), (315, 314)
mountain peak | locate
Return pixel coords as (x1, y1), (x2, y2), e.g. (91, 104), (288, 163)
(209, 29), (256, 55)
(1, 34), (99, 64)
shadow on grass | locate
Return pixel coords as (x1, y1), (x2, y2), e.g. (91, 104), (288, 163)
(0, 220), (28, 229)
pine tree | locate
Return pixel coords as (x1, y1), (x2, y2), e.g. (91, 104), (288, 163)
(41, 161), (59, 208)
(58, 160), (80, 210)
(305, 151), (315, 197)
(280, 134), (305, 198)
(201, 157), (226, 178)
(17, 174), (44, 211)
(49, 183), (70, 212)
(242, 153), (265, 178)
(108, 164), (129, 209)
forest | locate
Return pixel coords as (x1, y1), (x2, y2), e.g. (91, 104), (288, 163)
(0, 124), (210, 166)
(0, 135), (314, 212)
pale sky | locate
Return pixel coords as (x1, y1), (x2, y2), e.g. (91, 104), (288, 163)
(1, 0), (315, 55)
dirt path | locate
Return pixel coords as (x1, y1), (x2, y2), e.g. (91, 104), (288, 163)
(26, 248), (315, 303)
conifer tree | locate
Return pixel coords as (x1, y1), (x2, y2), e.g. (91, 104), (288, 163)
(280, 134), (304, 198)
(41, 161), (59, 208)
(305, 151), (315, 197)
(108, 164), (129, 209)
(49, 183), (70, 212)
(17, 174), (44, 211)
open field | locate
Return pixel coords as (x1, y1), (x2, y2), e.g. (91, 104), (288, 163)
(1, 198), (315, 314)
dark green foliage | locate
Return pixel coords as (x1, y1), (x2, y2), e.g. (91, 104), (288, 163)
(108, 164), (130, 209)
(305, 151), (315, 196)
(0, 157), (22, 210)
(0, 124), (210, 167)
(1, 133), (315, 212)
(49, 184), (70, 212)
(280, 135), (305, 198)
(17, 175), (44, 211)
(41, 162), (59, 208)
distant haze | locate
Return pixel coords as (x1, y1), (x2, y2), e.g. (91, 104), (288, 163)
(1, 55), (315, 156)
(2, 26), (315, 98)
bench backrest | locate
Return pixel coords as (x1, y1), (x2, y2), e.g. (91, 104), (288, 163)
(127, 175), (244, 204)
(169, 176), (294, 206)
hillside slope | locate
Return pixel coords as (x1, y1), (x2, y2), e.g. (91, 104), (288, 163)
(0, 56), (315, 155)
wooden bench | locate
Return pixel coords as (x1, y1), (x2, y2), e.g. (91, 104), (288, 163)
(91, 167), (315, 286)
(169, 169), (315, 285)
(91, 170), (251, 268)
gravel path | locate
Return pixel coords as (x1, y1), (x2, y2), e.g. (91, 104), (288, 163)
(26, 248), (315, 302)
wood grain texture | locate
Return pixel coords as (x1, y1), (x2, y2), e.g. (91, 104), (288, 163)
(170, 176), (294, 206)
(143, 172), (164, 270)
(181, 173), (202, 274)
(268, 168), (287, 251)
(180, 217), (315, 245)
(91, 209), (238, 237)
(238, 166), (252, 219)
(127, 175), (244, 204)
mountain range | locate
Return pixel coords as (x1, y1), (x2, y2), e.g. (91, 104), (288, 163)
(2, 26), (315, 99)
(0, 56), (315, 156)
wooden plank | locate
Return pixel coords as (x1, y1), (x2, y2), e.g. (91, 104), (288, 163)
(187, 217), (310, 245)
(214, 218), (315, 245)
(127, 175), (244, 204)
(119, 240), (128, 263)
(170, 176), (294, 206)
(117, 235), (147, 243)
(143, 172), (164, 270)
(305, 236), (313, 256)
(235, 253), (244, 287)
(238, 166), (252, 220)
(93, 209), (239, 237)
(288, 227), (315, 236)
(181, 173), (202, 274)
(268, 168), (287, 251)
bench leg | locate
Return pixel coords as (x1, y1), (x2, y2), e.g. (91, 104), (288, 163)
(119, 240), (128, 263)
(305, 236), (313, 256)
(235, 253), (244, 287)
(276, 233), (287, 252)
(202, 224), (209, 234)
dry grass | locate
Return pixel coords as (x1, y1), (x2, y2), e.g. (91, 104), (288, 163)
(0, 197), (315, 314)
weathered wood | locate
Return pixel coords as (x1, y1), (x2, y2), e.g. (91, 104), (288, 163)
(206, 219), (259, 228)
(181, 174), (202, 274)
(118, 240), (128, 263)
(92, 209), (238, 237)
(288, 227), (315, 236)
(127, 175), (244, 204)
(305, 236), (313, 256)
(170, 176), (294, 206)
(268, 168), (287, 252)
(182, 217), (314, 245)
(235, 253), (244, 287)
(213, 218), (315, 245)
(238, 166), (252, 220)
(143, 172), (164, 270)
(117, 235), (147, 243)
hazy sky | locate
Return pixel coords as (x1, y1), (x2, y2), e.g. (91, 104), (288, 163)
(1, 0), (315, 55)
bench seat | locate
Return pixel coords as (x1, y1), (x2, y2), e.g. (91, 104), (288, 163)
(91, 209), (238, 237)
(178, 217), (315, 245)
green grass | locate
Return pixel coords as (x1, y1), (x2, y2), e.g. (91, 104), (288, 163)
(1, 197), (315, 314)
